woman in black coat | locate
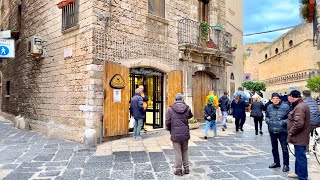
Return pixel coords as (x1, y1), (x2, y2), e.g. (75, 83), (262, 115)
(249, 97), (265, 135)
(231, 95), (249, 132)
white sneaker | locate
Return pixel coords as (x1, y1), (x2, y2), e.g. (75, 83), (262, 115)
(136, 136), (142, 140)
(306, 153), (310, 159)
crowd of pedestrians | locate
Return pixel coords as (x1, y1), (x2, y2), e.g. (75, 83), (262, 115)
(130, 86), (320, 179)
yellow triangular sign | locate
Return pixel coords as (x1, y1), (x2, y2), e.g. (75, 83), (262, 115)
(110, 74), (125, 89)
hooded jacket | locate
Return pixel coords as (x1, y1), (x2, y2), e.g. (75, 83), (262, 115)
(206, 94), (219, 109)
(130, 93), (145, 120)
(265, 102), (291, 133)
(218, 95), (230, 111)
(303, 97), (320, 126)
(166, 101), (193, 142)
(204, 103), (216, 121)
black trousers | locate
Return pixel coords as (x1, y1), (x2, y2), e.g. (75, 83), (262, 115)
(235, 118), (246, 130)
(269, 132), (289, 165)
(254, 117), (263, 132)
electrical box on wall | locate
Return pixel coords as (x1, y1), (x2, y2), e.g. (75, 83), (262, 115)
(27, 36), (43, 57)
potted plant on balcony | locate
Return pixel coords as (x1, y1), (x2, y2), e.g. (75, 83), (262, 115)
(201, 21), (210, 46)
(207, 39), (218, 49)
(300, 4), (309, 21)
(56, 0), (67, 9)
(213, 23), (223, 31)
(232, 44), (237, 52)
(67, 0), (76, 4)
(188, 118), (199, 130)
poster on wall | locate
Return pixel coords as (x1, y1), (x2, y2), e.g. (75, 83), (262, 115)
(113, 89), (121, 102)
(244, 73), (251, 81)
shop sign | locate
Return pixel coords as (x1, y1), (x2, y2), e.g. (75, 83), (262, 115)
(0, 39), (15, 58)
(0, 30), (11, 39)
(110, 74), (125, 89)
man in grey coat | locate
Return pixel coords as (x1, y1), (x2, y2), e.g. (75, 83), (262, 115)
(130, 88), (145, 140)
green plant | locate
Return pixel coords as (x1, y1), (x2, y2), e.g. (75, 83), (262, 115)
(201, 21), (210, 39)
(300, 0), (309, 5)
(188, 118), (198, 124)
(242, 81), (266, 94)
(300, 4), (309, 21)
(306, 75), (320, 92)
(232, 44), (238, 48)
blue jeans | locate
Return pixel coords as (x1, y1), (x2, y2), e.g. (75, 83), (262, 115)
(205, 120), (216, 136)
(133, 119), (143, 137)
(221, 111), (228, 127)
(269, 132), (289, 165)
(294, 145), (308, 180)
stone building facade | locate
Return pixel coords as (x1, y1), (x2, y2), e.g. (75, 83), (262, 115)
(243, 42), (270, 82)
(259, 23), (320, 98)
(0, 0), (243, 142)
(225, 0), (244, 97)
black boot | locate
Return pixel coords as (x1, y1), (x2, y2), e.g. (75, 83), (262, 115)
(255, 132), (258, 135)
(282, 165), (290, 172)
(259, 130), (263, 135)
(174, 169), (183, 176)
(184, 168), (190, 174)
(269, 163), (281, 168)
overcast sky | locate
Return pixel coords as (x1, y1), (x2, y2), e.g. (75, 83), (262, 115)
(243, 0), (302, 44)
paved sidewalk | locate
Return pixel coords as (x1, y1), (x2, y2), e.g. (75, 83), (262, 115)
(0, 116), (319, 179)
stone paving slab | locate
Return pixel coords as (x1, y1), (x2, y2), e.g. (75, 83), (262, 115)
(1, 116), (320, 180)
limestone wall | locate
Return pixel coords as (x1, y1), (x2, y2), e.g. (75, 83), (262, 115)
(243, 42), (270, 81)
(226, 0), (243, 93)
(0, 0), (96, 142)
(259, 23), (320, 97)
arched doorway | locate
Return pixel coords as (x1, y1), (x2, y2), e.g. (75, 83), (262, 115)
(192, 71), (216, 121)
(129, 68), (164, 129)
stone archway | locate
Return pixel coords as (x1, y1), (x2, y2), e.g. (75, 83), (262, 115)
(121, 58), (176, 73)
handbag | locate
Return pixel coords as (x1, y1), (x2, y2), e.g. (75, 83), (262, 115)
(129, 116), (135, 128)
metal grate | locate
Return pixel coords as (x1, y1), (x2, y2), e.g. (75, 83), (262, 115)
(177, 18), (233, 54)
(93, 30), (178, 66)
(62, 1), (79, 31)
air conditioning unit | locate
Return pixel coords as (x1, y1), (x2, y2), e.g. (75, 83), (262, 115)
(27, 36), (43, 57)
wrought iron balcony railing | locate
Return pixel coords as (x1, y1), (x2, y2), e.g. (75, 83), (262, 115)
(178, 18), (233, 54)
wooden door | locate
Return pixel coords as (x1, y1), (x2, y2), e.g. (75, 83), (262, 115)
(230, 82), (235, 98)
(103, 61), (130, 137)
(167, 71), (183, 108)
(193, 71), (214, 121)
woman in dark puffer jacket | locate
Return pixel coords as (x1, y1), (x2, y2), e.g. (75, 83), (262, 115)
(250, 96), (265, 135)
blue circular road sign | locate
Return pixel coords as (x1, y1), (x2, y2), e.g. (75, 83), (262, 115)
(0, 46), (9, 56)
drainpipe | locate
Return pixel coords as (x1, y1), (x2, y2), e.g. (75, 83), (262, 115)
(99, 114), (103, 144)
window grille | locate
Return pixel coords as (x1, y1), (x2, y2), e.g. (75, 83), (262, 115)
(62, 1), (79, 31)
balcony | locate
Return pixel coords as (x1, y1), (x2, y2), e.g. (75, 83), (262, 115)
(178, 18), (234, 63)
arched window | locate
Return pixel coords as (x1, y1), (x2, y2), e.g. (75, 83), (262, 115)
(275, 48), (279, 54)
(289, 40), (293, 47)
(230, 73), (234, 80)
(265, 54), (268, 59)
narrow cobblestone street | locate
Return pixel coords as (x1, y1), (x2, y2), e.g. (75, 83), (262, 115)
(0, 116), (319, 180)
